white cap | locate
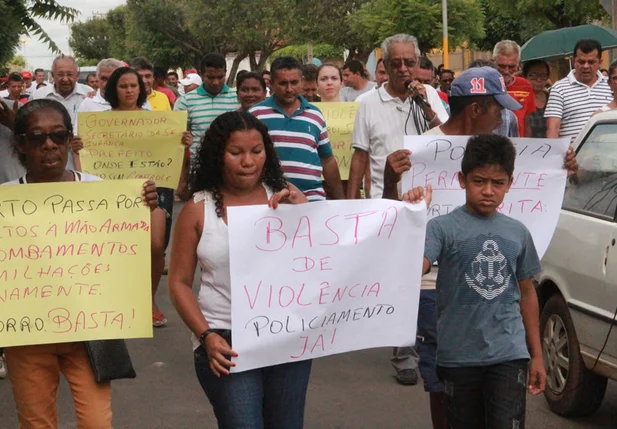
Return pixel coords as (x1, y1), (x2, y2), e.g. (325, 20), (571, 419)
(180, 73), (202, 87)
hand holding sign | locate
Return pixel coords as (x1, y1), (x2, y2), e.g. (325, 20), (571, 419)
(402, 184), (433, 206)
(268, 184), (308, 209)
(78, 111), (188, 188)
(229, 199), (427, 372)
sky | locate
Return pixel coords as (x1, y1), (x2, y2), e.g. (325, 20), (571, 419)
(20, 0), (126, 71)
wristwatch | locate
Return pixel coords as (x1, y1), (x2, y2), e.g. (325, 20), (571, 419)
(199, 329), (217, 346)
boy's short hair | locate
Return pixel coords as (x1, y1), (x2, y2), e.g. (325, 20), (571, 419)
(461, 134), (516, 178)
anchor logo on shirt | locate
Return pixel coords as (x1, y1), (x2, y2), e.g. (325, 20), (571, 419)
(464, 239), (511, 300)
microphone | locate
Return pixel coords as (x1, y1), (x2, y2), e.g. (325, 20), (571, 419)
(404, 80), (431, 109)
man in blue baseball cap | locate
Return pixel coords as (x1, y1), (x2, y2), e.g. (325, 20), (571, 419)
(424, 66), (522, 136)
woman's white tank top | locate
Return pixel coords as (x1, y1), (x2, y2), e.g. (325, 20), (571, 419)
(191, 185), (273, 349)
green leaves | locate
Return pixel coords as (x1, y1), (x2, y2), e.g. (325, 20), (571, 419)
(0, 0), (79, 70)
(348, 0), (484, 54)
(69, 18), (111, 64)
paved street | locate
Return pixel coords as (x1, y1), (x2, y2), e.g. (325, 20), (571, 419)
(1, 202), (617, 428)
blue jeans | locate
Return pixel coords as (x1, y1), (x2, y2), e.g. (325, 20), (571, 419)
(194, 346), (312, 429)
(417, 289), (443, 393)
(437, 359), (529, 429)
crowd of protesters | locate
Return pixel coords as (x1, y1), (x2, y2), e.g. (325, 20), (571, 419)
(1, 31), (606, 429)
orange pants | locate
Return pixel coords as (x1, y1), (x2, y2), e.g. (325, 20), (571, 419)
(5, 342), (112, 429)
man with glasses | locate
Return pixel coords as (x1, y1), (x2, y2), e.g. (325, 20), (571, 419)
(348, 34), (448, 200)
(493, 40), (535, 137)
(346, 34), (448, 390)
(32, 56), (89, 169)
(546, 39), (613, 142)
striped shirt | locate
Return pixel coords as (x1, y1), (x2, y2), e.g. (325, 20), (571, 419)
(174, 84), (239, 158)
(544, 70), (612, 142)
(250, 96), (333, 201)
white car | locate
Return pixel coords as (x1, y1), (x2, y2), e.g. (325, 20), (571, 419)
(537, 110), (617, 417)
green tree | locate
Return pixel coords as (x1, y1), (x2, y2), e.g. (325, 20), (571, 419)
(270, 44), (344, 62)
(0, 0), (79, 69)
(291, 0), (373, 61)
(503, 0), (608, 29)
(10, 54), (26, 68)
(347, 0), (484, 54)
(475, 0), (609, 52)
(106, 6), (130, 60)
(69, 18), (111, 64)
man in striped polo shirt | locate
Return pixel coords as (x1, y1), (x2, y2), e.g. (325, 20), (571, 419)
(546, 39), (613, 142)
(250, 56), (344, 201)
(174, 53), (240, 160)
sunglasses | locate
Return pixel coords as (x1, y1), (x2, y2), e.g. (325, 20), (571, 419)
(20, 130), (72, 146)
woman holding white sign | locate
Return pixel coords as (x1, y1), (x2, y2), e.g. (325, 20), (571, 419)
(3, 99), (159, 429)
(168, 111), (310, 429)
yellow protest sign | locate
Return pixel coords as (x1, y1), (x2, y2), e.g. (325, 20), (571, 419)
(0, 180), (152, 347)
(78, 111), (188, 188)
(314, 102), (359, 180)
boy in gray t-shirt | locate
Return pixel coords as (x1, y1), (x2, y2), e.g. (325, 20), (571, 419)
(409, 134), (546, 428)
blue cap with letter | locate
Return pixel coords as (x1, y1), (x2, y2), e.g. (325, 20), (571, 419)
(450, 66), (522, 111)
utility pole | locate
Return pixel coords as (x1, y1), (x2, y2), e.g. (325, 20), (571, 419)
(442, 0), (449, 68)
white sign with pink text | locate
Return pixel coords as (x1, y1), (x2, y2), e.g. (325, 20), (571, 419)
(228, 200), (427, 372)
(402, 136), (570, 258)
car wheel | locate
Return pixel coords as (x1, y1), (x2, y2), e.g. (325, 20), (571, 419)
(540, 294), (608, 417)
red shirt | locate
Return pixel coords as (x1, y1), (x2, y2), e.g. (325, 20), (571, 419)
(156, 86), (176, 106)
(437, 90), (448, 104)
(507, 77), (535, 137)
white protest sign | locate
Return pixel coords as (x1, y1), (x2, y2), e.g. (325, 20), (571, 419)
(228, 200), (427, 372)
(402, 136), (569, 257)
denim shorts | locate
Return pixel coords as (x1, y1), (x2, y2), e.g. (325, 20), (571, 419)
(417, 288), (443, 393)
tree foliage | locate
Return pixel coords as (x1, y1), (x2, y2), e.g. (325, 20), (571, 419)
(291, 0), (373, 60)
(477, 0), (610, 50)
(69, 18), (111, 64)
(270, 44), (344, 63)
(347, 0), (484, 54)
(0, 0), (79, 69)
(10, 54), (26, 68)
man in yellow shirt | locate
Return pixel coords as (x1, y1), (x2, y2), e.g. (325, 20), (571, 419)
(130, 57), (171, 111)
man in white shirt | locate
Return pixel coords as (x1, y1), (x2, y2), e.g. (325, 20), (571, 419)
(347, 34), (448, 201)
(32, 56), (89, 169)
(346, 33), (448, 388)
(79, 58), (126, 113)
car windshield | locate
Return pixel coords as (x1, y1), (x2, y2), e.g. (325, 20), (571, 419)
(564, 123), (617, 218)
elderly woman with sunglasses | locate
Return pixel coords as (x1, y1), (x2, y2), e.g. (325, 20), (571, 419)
(3, 98), (158, 429)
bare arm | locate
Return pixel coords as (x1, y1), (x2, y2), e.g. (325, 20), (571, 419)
(422, 257), (431, 275)
(168, 200), (209, 337)
(347, 149), (368, 199)
(321, 155), (344, 199)
(546, 117), (561, 139)
(519, 277), (546, 395)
